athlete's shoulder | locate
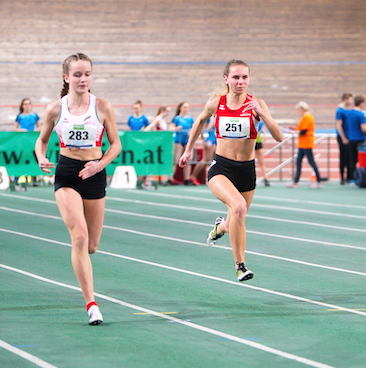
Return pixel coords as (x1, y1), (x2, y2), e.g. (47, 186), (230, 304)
(45, 99), (62, 119)
(95, 96), (112, 112)
(206, 96), (221, 113)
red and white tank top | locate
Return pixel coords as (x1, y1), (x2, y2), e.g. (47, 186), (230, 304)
(55, 94), (104, 149)
(214, 94), (259, 139)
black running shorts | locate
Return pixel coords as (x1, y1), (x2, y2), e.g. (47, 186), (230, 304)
(54, 155), (107, 199)
(207, 154), (256, 192)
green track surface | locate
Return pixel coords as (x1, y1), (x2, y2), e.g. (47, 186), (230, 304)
(1, 182), (366, 368)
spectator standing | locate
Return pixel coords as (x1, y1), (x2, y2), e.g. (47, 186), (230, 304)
(144, 105), (171, 131)
(168, 102), (195, 185)
(127, 100), (150, 131)
(14, 98), (40, 132)
(335, 93), (354, 184)
(189, 118), (217, 185)
(287, 101), (322, 188)
(343, 95), (366, 184)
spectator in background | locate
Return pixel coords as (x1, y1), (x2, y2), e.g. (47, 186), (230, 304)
(287, 101), (322, 188)
(255, 121), (270, 186)
(166, 101), (195, 185)
(14, 98), (41, 185)
(343, 95), (366, 184)
(144, 105), (171, 131)
(144, 105), (171, 185)
(127, 100), (149, 131)
(14, 98), (40, 131)
(335, 93), (354, 184)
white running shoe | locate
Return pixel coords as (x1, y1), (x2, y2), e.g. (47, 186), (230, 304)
(88, 305), (103, 325)
(236, 262), (254, 282)
(206, 216), (225, 246)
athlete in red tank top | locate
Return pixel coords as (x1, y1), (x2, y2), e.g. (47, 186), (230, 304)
(214, 94), (259, 140)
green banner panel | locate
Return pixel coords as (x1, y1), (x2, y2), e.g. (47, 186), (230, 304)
(0, 131), (173, 176)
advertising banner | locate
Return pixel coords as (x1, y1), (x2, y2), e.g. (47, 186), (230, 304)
(0, 131), (173, 176)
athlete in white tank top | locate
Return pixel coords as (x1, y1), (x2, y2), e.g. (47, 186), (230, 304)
(55, 94), (104, 149)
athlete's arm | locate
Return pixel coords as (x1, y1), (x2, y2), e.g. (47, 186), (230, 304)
(35, 101), (60, 173)
(243, 96), (284, 142)
(179, 98), (218, 167)
(336, 119), (349, 144)
(79, 99), (121, 180)
(95, 99), (121, 169)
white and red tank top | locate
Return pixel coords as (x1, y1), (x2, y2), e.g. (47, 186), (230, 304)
(214, 94), (260, 139)
(55, 94), (104, 149)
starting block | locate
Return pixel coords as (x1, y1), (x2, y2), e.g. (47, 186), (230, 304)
(110, 166), (137, 189)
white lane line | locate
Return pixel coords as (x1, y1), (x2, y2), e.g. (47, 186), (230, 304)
(1, 228), (366, 318)
(2, 205), (365, 252)
(107, 198), (366, 233)
(122, 190), (366, 213)
(255, 195), (366, 210)
(0, 339), (58, 368)
(1, 208), (366, 278)
(0, 263), (336, 368)
(1, 193), (365, 234)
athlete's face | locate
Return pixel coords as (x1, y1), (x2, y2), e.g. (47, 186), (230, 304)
(224, 65), (250, 94)
(64, 60), (92, 94)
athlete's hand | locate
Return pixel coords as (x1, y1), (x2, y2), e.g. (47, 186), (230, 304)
(179, 151), (192, 168)
(79, 160), (103, 180)
(38, 158), (54, 173)
(242, 95), (263, 116)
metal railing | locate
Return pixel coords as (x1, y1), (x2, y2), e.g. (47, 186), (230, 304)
(257, 133), (335, 182)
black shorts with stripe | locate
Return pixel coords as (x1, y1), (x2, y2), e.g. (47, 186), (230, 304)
(207, 154), (256, 192)
(54, 155), (107, 199)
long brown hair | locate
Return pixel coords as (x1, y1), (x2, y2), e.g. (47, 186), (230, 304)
(211, 59), (250, 97)
(19, 98), (31, 114)
(174, 102), (187, 118)
(60, 53), (93, 97)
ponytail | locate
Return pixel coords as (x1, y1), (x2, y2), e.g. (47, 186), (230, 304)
(60, 80), (69, 98)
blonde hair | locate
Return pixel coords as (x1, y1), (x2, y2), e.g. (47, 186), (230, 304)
(295, 101), (310, 111)
(60, 53), (93, 97)
(211, 59), (250, 97)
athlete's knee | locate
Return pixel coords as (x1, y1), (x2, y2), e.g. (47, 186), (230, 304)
(231, 200), (248, 220)
(88, 241), (99, 254)
(70, 227), (88, 251)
